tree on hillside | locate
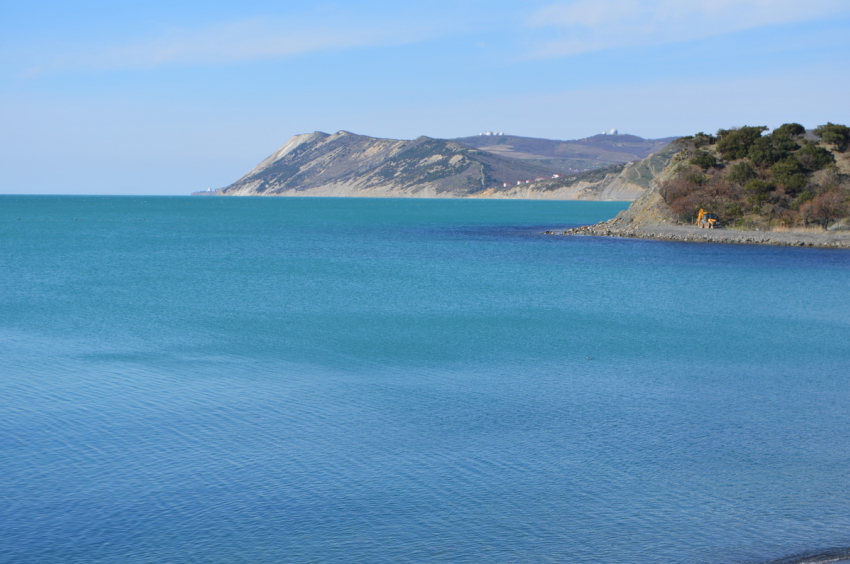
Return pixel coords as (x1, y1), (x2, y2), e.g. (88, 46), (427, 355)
(769, 159), (807, 194)
(716, 126), (768, 160)
(814, 123), (850, 152)
(690, 151), (718, 171)
(745, 179), (775, 208)
(791, 190), (814, 210)
(727, 161), (757, 185)
(748, 131), (800, 167)
(774, 123), (805, 137)
(800, 191), (848, 228)
(796, 142), (835, 171)
(771, 132), (801, 154)
(748, 136), (786, 167)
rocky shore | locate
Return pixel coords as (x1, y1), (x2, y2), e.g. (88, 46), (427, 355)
(545, 223), (850, 249)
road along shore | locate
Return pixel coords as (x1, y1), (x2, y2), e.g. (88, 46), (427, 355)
(545, 223), (850, 249)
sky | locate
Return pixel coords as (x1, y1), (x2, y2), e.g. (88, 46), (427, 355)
(1, 0), (849, 195)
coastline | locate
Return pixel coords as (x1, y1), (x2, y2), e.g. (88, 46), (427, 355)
(545, 223), (850, 249)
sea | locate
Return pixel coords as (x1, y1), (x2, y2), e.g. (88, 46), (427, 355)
(2, 195), (850, 564)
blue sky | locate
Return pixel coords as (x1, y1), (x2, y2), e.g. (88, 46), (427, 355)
(2, 0), (849, 194)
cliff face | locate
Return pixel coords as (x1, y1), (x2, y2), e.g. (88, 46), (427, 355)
(601, 152), (684, 227)
(214, 131), (676, 200)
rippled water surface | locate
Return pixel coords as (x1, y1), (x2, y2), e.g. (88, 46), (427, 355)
(2, 196), (850, 564)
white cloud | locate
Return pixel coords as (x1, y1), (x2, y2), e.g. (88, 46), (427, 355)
(24, 18), (427, 75)
(526, 0), (850, 57)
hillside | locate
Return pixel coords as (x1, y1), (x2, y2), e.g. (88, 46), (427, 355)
(618, 123), (850, 229)
(454, 133), (676, 172)
(468, 142), (679, 200)
(210, 130), (676, 199)
(551, 122), (850, 247)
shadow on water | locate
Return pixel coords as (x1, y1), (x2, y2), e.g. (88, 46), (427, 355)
(757, 548), (850, 564)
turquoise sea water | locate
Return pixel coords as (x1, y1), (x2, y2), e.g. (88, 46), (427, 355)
(2, 196), (850, 564)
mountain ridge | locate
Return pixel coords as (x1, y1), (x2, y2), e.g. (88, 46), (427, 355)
(454, 133), (676, 172)
(204, 130), (677, 200)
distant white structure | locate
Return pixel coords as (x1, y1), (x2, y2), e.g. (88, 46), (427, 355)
(600, 129), (619, 135)
(552, 174), (560, 178)
(479, 131), (505, 136)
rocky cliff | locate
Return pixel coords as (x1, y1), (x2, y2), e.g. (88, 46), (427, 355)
(211, 130), (676, 200)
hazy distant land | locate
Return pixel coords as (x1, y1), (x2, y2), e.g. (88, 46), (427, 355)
(195, 131), (676, 201)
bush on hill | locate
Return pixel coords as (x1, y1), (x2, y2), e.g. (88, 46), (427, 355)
(814, 123), (850, 152)
(773, 123), (805, 138)
(716, 126), (767, 160)
(796, 142), (834, 171)
(748, 136), (786, 167)
(727, 161), (757, 185)
(769, 159), (807, 194)
(690, 151), (718, 171)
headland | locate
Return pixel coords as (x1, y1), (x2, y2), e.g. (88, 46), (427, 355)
(547, 122), (850, 248)
(195, 130), (675, 200)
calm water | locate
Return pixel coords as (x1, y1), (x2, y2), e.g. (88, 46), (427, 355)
(2, 196), (850, 564)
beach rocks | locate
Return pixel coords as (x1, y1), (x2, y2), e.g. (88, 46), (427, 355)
(547, 222), (850, 249)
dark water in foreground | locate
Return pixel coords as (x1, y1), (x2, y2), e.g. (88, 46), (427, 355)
(2, 196), (850, 564)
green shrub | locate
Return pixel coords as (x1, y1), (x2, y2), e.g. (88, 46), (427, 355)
(745, 180), (774, 209)
(727, 161), (757, 185)
(771, 133), (800, 154)
(690, 151), (718, 171)
(769, 158), (803, 177)
(814, 122), (850, 152)
(748, 136), (786, 167)
(745, 179), (774, 191)
(724, 202), (743, 219)
(791, 190), (814, 210)
(773, 123), (805, 137)
(716, 126), (768, 160)
(796, 143), (835, 171)
(769, 159), (807, 194)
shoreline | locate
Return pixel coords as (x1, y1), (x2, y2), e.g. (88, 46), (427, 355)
(545, 223), (850, 249)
